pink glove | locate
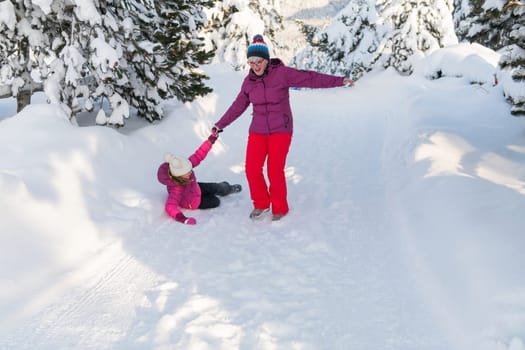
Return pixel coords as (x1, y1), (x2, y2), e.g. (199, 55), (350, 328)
(175, 213), (196, 225)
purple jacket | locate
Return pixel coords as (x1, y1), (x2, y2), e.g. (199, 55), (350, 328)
(215, 58), (345, 135)
(157, 140), (212, 219)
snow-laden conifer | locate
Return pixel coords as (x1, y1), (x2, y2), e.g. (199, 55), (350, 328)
(292, 0), (457, 77)
(498, 2), (525, 116)
(1, 0), (214, 126)
(112, 0), (214, 122)
(454, 0), (525, 115)
(0, 1), (48, 112)
(291, 0), (386, 79)
(202, 0), (282, 70)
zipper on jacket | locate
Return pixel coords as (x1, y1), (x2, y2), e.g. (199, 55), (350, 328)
(262, 77), (271, 134)
(282, 114), (290, 129)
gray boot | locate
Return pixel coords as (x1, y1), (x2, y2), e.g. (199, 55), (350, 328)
(217, 182), (242, 196)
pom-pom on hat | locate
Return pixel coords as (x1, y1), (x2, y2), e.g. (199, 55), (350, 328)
(247, 34), (270, 60)
(165, 153), (192, 177)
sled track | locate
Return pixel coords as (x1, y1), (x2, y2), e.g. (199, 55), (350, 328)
(3, 242), (157, 349)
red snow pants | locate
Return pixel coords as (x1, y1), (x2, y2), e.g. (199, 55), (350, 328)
(245, 133), (292, 215)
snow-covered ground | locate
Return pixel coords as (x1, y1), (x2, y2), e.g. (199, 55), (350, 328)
(1, 45), (525, 350)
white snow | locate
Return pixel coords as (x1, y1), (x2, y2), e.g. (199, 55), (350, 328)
(0, 0), (16, 31)
(72, 0), (101, 26)
(1, 46), (525, 350)
(415, 43), (499, 85)
(32, 0), (53, 14)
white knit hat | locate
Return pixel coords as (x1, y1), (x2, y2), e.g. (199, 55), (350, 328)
(165, 153), (192, 177)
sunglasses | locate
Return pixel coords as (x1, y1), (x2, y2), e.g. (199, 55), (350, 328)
(247, 58), (265, 65)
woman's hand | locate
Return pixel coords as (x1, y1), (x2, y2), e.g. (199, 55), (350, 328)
(211, 126), (223, 136)
(343, 78), (354, 87)
(208, 126), (223, 144)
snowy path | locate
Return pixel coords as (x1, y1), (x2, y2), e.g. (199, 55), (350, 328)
(118, 77), (453, 349)
(110, 83), (446, 349)
(2, 67), (525, 350)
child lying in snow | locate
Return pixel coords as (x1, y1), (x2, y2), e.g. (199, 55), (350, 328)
(157, 130), (241, 225)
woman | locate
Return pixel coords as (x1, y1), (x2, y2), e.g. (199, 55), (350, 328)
(213, 34), (353, 221)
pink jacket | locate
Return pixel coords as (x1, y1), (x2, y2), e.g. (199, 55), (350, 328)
(157, 140), (212, 219)
(215, 58), (345, 135)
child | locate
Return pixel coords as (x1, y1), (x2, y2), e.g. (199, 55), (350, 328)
(157, 133), (241, 225)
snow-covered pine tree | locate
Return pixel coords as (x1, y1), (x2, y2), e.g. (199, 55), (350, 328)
(202, 0), (282, 70)
(63, 0), (215, 125)
(454, 0), (525, 116)
(381, 0), (458, 75)
(498, 1), (525, 116)
(2, 0), (215, 126)
(292, 0), (386, 79)
(290, 23), (331, 74)
(39, 1), (94, 120)
(109, 0), (214, 122)
(293, 0), (457, 77)
(454, 0), (518, 48)
(0, 0), (48, 112)
(39, 0), (128, 125)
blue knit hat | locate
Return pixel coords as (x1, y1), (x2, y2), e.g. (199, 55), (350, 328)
(247, 34), (270, 60)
